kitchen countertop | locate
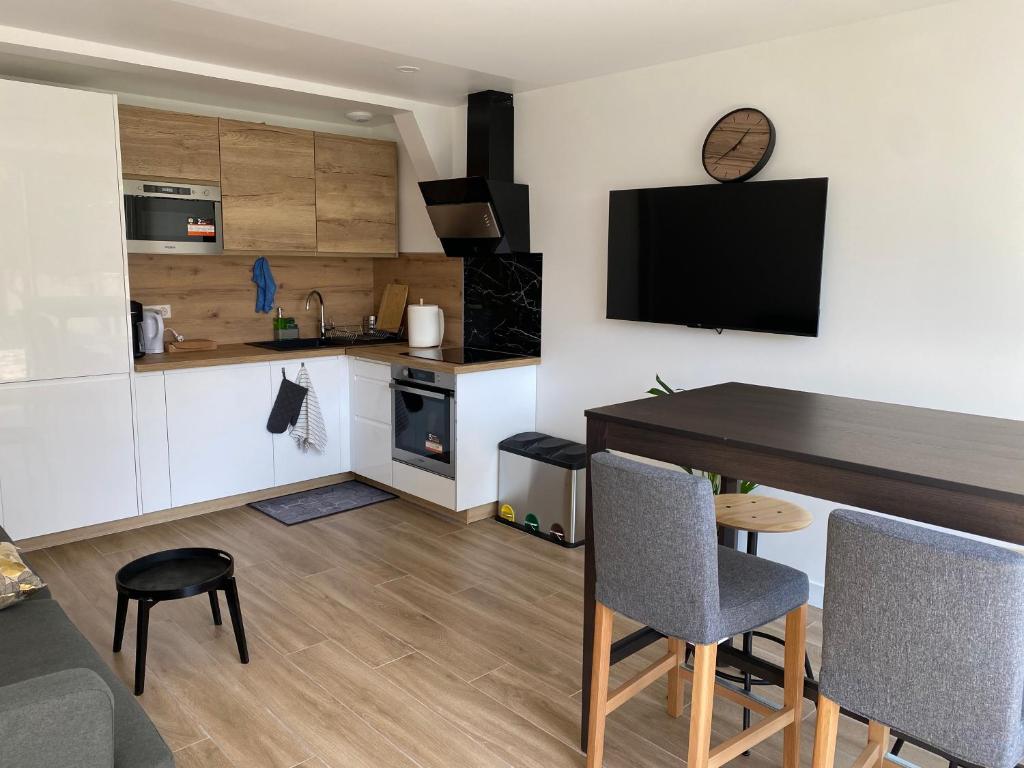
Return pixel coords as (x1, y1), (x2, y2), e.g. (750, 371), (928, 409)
(134, 342), (541, 374)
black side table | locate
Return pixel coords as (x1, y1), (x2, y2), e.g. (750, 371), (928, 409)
(113, 548), (248, 695)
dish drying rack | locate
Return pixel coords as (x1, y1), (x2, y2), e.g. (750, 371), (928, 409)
(325, 322), (402, 343)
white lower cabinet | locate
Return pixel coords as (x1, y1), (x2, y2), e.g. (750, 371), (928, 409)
(134, 372), (172, 514)
(0, 375), (139, 539)
(164, 363), (274, 507)
(271, 356), (348, 486)
(350, 358), (392, 486)
(352, 415), (392, 486)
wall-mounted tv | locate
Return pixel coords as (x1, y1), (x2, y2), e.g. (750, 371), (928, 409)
(606, 177), (828, 337)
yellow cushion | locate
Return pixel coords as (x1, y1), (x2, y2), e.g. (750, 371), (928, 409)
(0, 542), (45, 610)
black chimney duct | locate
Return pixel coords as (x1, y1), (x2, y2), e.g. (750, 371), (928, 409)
(466, 90), (514, 181)
(418, 90), (530, 257)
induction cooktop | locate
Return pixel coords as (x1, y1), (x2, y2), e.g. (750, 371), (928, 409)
(403, 347), (528, 364)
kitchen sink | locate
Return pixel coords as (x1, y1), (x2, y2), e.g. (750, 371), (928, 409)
(247, 335), (398, 351)
(247, 338), (334, 351)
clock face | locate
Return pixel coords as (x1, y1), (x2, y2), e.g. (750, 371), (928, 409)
(702, 108), (775, 183)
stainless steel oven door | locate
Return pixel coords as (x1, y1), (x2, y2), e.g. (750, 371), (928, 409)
(390, 380), (456, 479)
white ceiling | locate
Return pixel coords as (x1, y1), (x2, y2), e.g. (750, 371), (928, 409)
(0, 0), (954, 105)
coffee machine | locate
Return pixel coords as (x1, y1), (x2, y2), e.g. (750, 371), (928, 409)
(130, 300), (144, 358)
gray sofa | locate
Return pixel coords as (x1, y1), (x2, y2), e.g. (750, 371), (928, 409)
(0, 525), (173, 768)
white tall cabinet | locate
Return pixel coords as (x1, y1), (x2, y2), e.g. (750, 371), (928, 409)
(0, 377), (138, 538)
(0, 79), (131, 383)
(0, 79), (138, 539)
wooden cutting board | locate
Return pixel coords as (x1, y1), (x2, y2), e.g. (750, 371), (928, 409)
(376, 282), (408, 333)
(167, 339), (219, 353)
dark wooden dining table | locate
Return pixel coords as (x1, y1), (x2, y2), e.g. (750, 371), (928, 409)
(581, 382), (1024, 761)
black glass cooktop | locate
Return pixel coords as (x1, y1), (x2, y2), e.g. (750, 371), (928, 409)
(403, 347), (528, 364)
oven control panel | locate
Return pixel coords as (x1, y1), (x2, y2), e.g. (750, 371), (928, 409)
(391, 363), (456, 393)
(402, 367), (436, 384)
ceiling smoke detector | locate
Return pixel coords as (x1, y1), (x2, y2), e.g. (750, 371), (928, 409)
(345, 110), (374, 123)
(395, 64), (420, 73)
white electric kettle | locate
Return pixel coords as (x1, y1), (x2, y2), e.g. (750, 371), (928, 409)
(141, 309), (165, 353)
(406, 299), (444, 348)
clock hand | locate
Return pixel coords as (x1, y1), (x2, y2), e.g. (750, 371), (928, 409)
(714, 128), (751, 162)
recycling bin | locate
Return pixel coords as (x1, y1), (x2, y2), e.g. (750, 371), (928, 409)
(497, 432), (587, 546)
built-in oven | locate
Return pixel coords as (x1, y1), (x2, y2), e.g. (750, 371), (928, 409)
(124, 179), (223, 254)
(390, 363), (456, 479)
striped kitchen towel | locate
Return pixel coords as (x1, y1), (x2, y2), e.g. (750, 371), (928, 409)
(290, 364), (327, 453)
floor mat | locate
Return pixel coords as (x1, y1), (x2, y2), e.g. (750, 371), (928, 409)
(250, 480), (396, 525)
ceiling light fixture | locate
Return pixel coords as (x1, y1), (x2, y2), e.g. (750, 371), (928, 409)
(395, 65), (420, 73)
(345, 110), (374, 123)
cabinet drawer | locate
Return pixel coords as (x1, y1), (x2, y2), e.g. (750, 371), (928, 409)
(352, 373), (391, 424)
(392, 461), (455, 510)
(352, 358), (391, 382)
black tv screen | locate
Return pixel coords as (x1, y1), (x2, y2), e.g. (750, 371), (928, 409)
(607, 177), (828, 336)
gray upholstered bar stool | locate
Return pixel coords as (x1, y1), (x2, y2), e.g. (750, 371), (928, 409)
(587, 452), (810, 768)
(812, 510), (1024, 768)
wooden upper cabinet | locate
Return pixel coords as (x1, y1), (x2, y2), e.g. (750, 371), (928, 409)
(219, 119), (316, 252)
(118, 105), (220, 182)
(315, 133), (397, 256)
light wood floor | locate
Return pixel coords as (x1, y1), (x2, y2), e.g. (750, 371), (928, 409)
(31, 499), (946, 768)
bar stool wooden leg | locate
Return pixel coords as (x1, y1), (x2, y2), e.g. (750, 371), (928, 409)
(687, 642), (718, 768)
(586, 602), (614, 768)
(811, 694), (841, 768)
(667, 637), (686, 717)
(783, 604), (807, 768)
(867, 722), (891, 768)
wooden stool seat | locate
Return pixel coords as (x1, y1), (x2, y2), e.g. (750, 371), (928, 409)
(714, 493), (814, 745)
(715, 494), (812, 534)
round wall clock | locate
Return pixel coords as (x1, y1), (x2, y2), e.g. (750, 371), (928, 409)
(702, 108), (775, 183)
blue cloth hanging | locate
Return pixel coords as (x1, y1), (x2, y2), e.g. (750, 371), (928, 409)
(252, 257), (277, 313)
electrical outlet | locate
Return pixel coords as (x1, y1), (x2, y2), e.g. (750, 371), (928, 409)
(144, 304), (172, 319)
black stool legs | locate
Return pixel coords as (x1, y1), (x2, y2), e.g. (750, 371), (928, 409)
(114, 579), (248, 697)
(113, 593), (129, 653)
(135, 599), (153, 695)
(224, 577), (249, 664)
(209, 590), (222, 625)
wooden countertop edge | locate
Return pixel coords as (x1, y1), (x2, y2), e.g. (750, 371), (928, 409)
(348, 346), (541, 374)
(134, 343), (541, 374)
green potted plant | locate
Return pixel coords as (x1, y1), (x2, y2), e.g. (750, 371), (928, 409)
(648, 375), (757, 494)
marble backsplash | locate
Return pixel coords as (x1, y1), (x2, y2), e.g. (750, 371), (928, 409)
(463, 253), (542, 357)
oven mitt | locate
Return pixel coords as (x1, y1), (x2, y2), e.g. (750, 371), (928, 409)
(267, 376), (307, 433)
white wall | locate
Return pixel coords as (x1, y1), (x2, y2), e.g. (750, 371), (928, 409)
(516, 0), (1024, 602)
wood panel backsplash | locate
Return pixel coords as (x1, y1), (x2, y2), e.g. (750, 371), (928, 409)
(373, 252), (463, 346)
(128, 253), (375, 344)
(127, 251), (462, 346)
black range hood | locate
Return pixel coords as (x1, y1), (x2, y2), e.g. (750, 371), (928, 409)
(419, 90), (530, 257)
